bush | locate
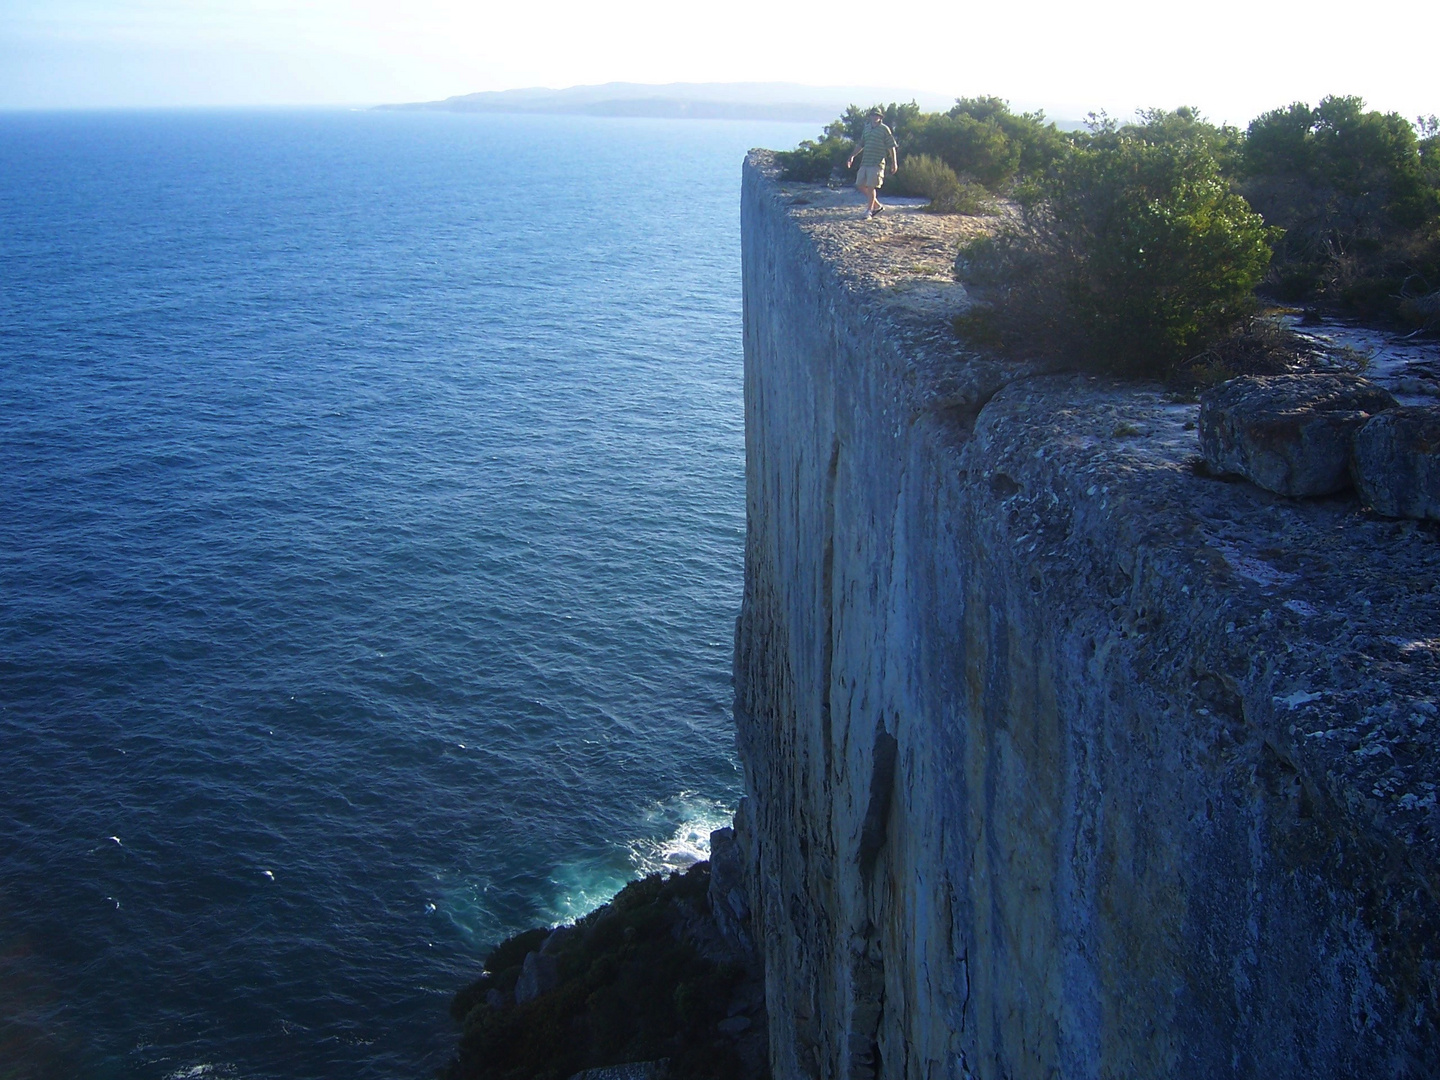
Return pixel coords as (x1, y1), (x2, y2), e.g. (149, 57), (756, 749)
(774, 134), (849, 182)
(885, 154), (993, 214)
(776, 97), (1063, 194)
(957, 113), (1276, 376)
(1166, 316), (1324, 394)
(1240, 96), (1440, 312)
(778, 102), (924, 183)
(903, 98), (1066, 192)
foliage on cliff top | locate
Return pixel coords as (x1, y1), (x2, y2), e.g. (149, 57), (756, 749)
(775, 97), (1063, 197)
(443, 865), (747, 1080)
(884, 154), (994, 215)
(778, 95), (1440, 328)
(955, 110), (1277, 377)
(1239, 96), (1440, 321)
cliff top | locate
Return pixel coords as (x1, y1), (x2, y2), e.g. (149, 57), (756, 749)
(745, 150), (1440, 870)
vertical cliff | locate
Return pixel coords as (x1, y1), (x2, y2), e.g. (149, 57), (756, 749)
(733, 152), (1440, 1080)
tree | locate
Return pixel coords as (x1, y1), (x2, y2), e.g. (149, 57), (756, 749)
(960, 113), (1276, 375)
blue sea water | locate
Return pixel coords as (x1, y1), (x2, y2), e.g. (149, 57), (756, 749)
(0, 109), (813, 1079)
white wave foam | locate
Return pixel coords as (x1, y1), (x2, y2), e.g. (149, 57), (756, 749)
(627, 793), (733, 876)
(543, 793), (734, 924)
(165, 1065), (238, 1080)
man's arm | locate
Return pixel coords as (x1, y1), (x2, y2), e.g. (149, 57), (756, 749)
(889, 145), (898, 173)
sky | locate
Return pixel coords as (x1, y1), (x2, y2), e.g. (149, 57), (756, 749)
(1, 0), (1437, 126)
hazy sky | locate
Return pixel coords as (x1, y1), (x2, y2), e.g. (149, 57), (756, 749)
(2, 0), (1437, 125)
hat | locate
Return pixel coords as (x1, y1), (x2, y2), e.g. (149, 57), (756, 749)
(868, 108), (883, 119)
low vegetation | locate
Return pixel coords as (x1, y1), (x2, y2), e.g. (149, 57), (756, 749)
(776, 97), (1062, 199)
(1240, 97), (1440, 322)
(442, 866), (747, 1080)
(955, 110), (1277, 376)
(778, 94), (1440, 378)
(884, 154), (992, 215)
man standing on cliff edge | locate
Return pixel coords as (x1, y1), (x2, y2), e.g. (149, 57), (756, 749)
(847, 108), (899, 219)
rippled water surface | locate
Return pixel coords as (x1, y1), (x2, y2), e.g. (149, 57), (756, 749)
(0, 109), (811, 1079)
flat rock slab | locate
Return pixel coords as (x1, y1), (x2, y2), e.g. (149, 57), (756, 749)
(1199, 373), (1398, 496)
(1353, 405), (1440, 519)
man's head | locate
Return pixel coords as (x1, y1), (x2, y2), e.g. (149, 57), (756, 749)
(868, 108), (883, 124)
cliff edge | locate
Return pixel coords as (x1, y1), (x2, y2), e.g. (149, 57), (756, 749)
(733, 151), (1440, 1080)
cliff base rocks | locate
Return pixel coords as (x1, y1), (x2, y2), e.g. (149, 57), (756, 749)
(442, 859), (767, 1080)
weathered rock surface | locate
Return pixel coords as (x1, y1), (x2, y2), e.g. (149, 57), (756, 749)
(1353, 405), (1440, 520)
(707, 826), (754, 955)
(736, 152), (1440, 1080)
(1198, 373), (1398, 496)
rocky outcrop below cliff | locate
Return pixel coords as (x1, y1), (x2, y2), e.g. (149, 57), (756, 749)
(442, 838), (766, 1080)
(733, 152), (1440, 1080)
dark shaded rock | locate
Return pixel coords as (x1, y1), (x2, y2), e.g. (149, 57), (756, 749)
(513, 949), (558, 1004)
(706, 827), (752, 954)
(1352, 405), (1440, 519)
(716, 1016), (752, 1036)
(444, 864), (764, 1080)
(1198, 373), (1397, 496)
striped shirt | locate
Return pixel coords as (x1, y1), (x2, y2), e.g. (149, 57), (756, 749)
(857, 121), (898, 167)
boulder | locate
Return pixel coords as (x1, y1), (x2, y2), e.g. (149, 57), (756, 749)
(1198, 374), (1397, 497)
(513, 949), (559, 1004)
(1351, 405), (1440, 519)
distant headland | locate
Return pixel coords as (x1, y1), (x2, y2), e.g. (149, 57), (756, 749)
(373, 81), (957, 122)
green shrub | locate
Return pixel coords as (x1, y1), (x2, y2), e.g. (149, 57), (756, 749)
(1240, 96), (1440, 311)
(776, 97), (1062, 194)
(903, 98), (1066, 192)
(777, 102), (923, 183)
(885, 154), (993, 214)
(775, 134), (849, 182)
(957, 113), (1276, 376)
(833, 101), (923, 143)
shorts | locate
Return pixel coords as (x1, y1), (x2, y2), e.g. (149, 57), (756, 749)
(856, 163), (885, 189)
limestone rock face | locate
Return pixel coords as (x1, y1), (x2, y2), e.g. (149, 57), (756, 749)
(1198, 373), (1397, 496)
(736, 152), (1440, 1080)
(1352, 405), (1440, 519)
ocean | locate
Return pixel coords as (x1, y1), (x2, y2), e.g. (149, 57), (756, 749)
(0, 108), (814, 1079)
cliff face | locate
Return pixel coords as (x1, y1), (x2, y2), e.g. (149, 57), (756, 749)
(732, 153), (1440, 1080)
